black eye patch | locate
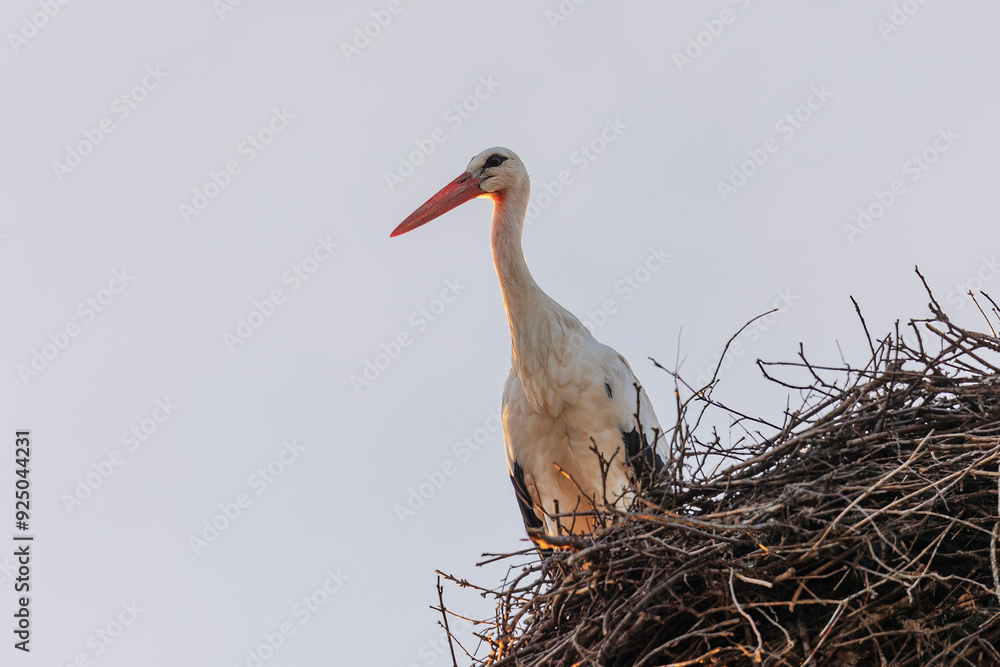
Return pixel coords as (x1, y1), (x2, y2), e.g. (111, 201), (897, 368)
(484, 155), (507, 169)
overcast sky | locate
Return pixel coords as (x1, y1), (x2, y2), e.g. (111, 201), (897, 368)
(3, 1), (999, 665)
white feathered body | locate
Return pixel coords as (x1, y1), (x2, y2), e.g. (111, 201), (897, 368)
(500, 292), (662, 535)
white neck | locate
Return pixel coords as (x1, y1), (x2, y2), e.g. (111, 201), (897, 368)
(490, 184), (587, 409)
(490, 186), (540, 327)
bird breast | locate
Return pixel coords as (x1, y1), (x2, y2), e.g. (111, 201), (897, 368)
(509, 310), (595, 416)
(503, 371), (634, 534)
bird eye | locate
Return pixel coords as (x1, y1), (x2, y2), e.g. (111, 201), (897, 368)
(484, 155), (506, 169)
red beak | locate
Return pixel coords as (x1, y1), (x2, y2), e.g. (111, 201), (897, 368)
(390, 172), (484, 237)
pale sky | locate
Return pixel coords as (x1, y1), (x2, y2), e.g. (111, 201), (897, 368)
(3, 1), (1000, 665)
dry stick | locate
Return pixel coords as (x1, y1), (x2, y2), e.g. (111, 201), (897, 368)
(728, 568), (763, 663)
(735, 572), (774, 589)
(597, 577), (678, 663)
(928, 326), (1000, 373)
(654, 310), (783, 433)
(718, 387), (867, 480)
(915, 265), (946, 317)
(755, 606), (795, 658)
(969, 291), (998, 337)
(435, 575), (460, 667)
(994, 459), (1000, 606)
(804, 430), (934, 557)
(802, 602), (847, 667)
(634, 620), (738, 667)
(853, 306), (882, 396)
(436, 571), (499, 597)
(659, 647), (724, 667)
(707, 309), (778, 393)
(981, 291), (1000, 332)
(847, 447), (1000, 535)
(921, 611), (1000, 665)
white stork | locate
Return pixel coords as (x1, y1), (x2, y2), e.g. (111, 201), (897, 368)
(391, 147), (663, 537)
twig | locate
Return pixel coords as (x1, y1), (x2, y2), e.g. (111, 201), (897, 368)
(436, 575), (459, 667)
(730, 568), (763, 663)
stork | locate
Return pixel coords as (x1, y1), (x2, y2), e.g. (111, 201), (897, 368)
(391, 147), (663, 537)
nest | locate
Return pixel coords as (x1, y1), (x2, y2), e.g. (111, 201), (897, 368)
(437, 276), (1000, 666)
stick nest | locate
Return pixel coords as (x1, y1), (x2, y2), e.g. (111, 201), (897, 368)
(438, 279), (1000, 666)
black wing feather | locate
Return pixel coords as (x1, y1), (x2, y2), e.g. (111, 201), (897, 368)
(622, 427), (663, 475)
(509, 460), (544, 531)
(607, 381), (663, 478)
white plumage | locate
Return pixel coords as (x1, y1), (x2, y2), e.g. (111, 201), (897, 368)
(392, 147), (663, 536)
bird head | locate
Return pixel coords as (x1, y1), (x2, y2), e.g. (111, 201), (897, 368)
(390, 147), (527, 237)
